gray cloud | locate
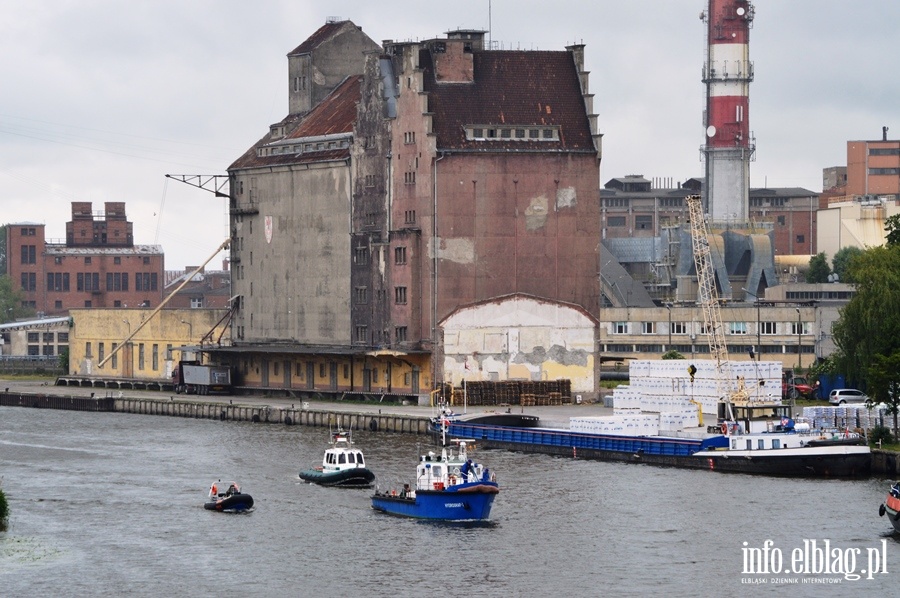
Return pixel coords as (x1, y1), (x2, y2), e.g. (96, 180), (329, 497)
(1, 1), (897, 269)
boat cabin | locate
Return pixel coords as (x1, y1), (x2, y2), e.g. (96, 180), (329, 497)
(716, 402), (862, 451)
(321, 432), (367, 472)
(718, 402), (794, 434)
(414, 441), (489, 491)
(728, 432), (806, 451)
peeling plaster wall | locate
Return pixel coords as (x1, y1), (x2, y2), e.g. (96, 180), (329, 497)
(441, 295), (596, 397)
(433, 237), (475, 264)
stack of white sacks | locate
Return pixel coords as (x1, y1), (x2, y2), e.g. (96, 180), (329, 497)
(801, 404), (887, 432)
(570, 409), (659, 436)
(571, 359), (784, 436)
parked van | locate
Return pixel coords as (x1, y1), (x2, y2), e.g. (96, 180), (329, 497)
(828, 388), (868, 405)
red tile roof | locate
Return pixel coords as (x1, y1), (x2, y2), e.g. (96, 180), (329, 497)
(287, 76), (360, 139)
(229, 76), (361, 170)
(423, 50), (595, 152)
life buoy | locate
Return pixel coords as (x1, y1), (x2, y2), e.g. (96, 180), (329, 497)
(720, 423), (728, 435)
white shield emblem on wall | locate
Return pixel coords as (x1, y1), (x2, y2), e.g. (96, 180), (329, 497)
(264, 216), (273, 244)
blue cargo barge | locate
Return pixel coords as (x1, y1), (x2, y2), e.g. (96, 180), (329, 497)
(444, 421), (729, 469)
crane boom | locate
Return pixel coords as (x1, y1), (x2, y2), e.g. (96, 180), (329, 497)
(686, 195), (748, 405)
(97, 238), (231, 368)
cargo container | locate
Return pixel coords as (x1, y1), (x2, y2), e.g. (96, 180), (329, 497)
(173, 360), (232, 395)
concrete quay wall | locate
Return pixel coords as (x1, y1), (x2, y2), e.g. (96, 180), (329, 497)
(115, 396), (431, 434)
(0, 390), (432, 436)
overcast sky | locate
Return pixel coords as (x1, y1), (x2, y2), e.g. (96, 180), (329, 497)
(2, 1), (897, 270)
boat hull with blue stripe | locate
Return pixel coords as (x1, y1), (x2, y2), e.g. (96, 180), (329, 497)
(372, 481), (498, 520)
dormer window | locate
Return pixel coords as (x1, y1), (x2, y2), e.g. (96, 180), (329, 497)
(465, 125), (560, 142)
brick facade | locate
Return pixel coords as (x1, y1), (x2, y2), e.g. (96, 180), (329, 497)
(6, 202), (164, 316)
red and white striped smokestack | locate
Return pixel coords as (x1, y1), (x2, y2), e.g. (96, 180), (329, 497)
(702, 0), (755, 223)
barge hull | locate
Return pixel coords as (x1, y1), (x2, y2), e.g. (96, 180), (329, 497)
(695, 452), (871, 477)
(449, 422), (872, 478)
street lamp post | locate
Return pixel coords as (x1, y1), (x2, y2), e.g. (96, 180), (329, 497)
(121, 319), (132, 377)
(665, 303), (672, 349)
(180, 319), (193, 342)
(755, 299), (760, 361)
(796, 307), (802, 371)
(742, 288), (760, 361)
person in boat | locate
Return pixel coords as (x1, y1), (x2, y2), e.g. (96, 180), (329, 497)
(460, 459), (473, 482)
(402, 483), (411, 498)
(211, 482), (218, 497)
(226, 484), (237, 496)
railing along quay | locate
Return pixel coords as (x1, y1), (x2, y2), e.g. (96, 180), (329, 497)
(0, 390), (431, 435)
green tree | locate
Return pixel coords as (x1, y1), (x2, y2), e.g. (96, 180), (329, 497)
(866, 351), (900, 441)
(0, 485), (8, 525)
(661, 349), (684, 359)
(0, 275), (33, 323)
(806, 252), (831, 283)
(58, 347), (70, 372)
(831, 246), (863, 284)
(832, 245), (900, 387)
(885, 214), (900, 247)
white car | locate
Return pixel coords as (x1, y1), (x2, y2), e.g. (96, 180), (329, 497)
(828, 388), (868, 405)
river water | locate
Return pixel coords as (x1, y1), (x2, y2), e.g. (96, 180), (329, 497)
(1, 405), (899, 597)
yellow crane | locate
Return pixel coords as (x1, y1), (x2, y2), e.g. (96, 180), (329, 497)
(685, 195), (749, 410)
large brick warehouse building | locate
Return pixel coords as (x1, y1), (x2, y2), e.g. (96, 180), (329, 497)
(214, 19), (603, 400)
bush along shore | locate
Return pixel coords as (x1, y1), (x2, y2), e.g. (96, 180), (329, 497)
(0, 483), (9, 530)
